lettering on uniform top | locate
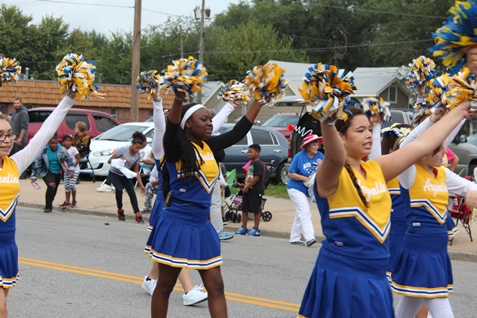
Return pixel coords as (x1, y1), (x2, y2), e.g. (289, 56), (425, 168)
(412, 222), (421, 227)
(0, 173), (19, 184)
(334, 241), (344, 246)
(357, 180), (387, 201)
(196, 151), (215, 161)
(179, 188), (186, 193)
(422, 179), (447, 197)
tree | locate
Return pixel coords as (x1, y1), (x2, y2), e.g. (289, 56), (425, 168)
(369, 0), (454, 66)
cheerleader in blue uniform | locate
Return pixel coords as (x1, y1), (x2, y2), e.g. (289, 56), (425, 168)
(390, 122), (477, 318)
(145, 90), (266, 318)
(0, 91), (76, 317)
(298, 101), (474, 318)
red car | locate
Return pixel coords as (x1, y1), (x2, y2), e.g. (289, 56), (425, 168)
(27, 107), (120, 143)
(261, 113), (300, 141)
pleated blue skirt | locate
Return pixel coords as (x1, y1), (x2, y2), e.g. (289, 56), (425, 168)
(147, 189), (164, 232)
(390, 233), (452, 298)
(387, 220), (407, 277)
(0, 231), (20, 288)
(145, 201), (222, 269)
(299, 247), (394, 318)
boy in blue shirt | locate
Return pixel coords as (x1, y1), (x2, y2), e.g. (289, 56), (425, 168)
(235, 144), (264, 236)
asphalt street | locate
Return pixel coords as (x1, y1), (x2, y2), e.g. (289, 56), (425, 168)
(8, 207), (477, 318)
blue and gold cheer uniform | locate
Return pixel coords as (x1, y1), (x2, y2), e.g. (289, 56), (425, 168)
(391, 165), (453, 298)
(299, 160), (394, 318)
(146, 115), (253, 270)
(0, 157), (21, 288)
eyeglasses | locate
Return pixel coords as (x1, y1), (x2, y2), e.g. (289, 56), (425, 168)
(0, 133), (16, 142)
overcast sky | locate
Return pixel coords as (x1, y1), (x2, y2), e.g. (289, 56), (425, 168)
(6, 0), (247, 35)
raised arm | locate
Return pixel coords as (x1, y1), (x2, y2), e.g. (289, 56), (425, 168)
(315, 121), (347, 198)
(11, 91), (76, 174)
(151, 92), (166, 159)
(375, 102), (472, 181)
(212, 102), (238, 134)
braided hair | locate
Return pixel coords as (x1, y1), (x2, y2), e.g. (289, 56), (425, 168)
(335, 106), (369, 208)
(161, 103), (206, 198)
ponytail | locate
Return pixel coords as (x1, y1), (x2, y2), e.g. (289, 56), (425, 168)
(344, 163), (369, 208)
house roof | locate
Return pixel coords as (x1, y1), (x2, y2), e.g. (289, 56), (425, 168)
(0, 80), (175, 109)
(201, 81), (223, 105)
(268, 60), (315, 95)
(352, 67), (410, 97)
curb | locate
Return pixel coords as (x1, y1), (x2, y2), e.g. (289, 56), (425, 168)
(18, 202), (477, 262)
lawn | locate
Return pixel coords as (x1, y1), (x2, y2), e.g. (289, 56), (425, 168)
(265, 184), (289, 199)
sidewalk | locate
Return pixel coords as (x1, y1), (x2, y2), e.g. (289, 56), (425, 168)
(16, 179), (477, 262)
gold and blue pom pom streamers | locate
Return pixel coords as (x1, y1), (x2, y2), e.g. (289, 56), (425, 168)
(217, 80), (250, 104)
(244, 63), (288, 103)
(159, 56), (208, 101)
(0, 57), (21, 87)
(136, 70), (161, 100)
(446, 67), (477, 110)
(56, 53), (101, 100)
(298, 63), (356, 123)
(405, 56), (437, 89)
(381, 124), (411, 138)
(362, 97), (392, 123)
(429, 1), (477, 75)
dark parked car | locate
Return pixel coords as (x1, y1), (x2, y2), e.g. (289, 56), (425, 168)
(28, 107), (120, 143)
(217, 124), (289, 184)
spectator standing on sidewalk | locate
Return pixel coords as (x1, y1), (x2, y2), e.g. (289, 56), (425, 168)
(31, 135), (75, 213)
(106, 131), (147, 223)
(59, 134), (81, 208)
(287, 134), (323, 247)
(0, 90), (76, 318)
(72, 121), (90, 159)
(235, 144), (264, 237)
(298, 101), (474, 318)
(10, 98), (29, 179)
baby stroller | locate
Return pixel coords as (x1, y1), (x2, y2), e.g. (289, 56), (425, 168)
(224, 182), (272, 223)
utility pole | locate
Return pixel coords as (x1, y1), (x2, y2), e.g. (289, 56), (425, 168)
(197, 0), (205, 104)
(130, 0), (142, 122)
(179, 26), (184, 58)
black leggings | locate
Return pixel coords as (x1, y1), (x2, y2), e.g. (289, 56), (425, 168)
(108, 172), (140, 213)
(42, 170), (62, 209)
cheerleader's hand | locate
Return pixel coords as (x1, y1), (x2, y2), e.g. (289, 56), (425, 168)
(466, 46), (477, 76)
(430, 107), (445, 123)
(465, 190), (477, 208)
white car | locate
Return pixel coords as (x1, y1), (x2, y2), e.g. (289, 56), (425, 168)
(82, 122), (155, 176)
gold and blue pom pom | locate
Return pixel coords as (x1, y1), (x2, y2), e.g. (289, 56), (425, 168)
(429, 0), (477, 75)
(244, 63), (288, 102)
(405, 56), (437, 89)
(381, 124), (411, 139)
(361, 97), (392, 123)
(136, 70), (161, 99)
(217, 80), (250, 103)
(159, 56), (207, 101)
(56, 53), (101, 100)
(446, 67), (477, 109)
(0, 57), (21, 87)
(298, 63), (356, 123)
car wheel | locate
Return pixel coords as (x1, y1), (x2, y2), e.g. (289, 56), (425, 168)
(277, 162), (288, 185)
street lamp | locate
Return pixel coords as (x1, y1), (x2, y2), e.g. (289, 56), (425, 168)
(194, 1), (210, 104)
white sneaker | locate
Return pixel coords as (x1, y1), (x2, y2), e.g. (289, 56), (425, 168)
(141, 276), (156, 296)
(182, 285), (208, 306)
(96, 182), (112, 192)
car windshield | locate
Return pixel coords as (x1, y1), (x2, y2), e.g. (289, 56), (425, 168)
(468, 134), (477, 147)
(262, 115), (298, 128)
(96, 125), (150, 141)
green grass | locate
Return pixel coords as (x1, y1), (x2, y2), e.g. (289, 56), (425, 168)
(265, 184), (289, 199)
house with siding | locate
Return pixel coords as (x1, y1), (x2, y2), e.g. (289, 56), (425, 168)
(0, 80), (175, 123)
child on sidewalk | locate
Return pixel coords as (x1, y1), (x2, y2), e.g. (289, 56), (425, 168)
(141, 165), (159, 213)
(235, 144), (264, 236)
(60, 134), (81, 207)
